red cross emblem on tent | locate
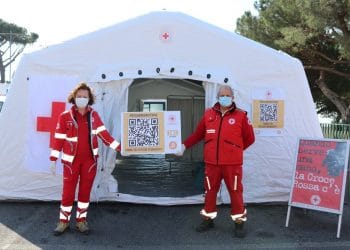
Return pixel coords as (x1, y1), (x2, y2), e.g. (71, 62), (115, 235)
(37, 101), (66, 148)
(160, 31), (171, 42)
(266, 90), (272, 99)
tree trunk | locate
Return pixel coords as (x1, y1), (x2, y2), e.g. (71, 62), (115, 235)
(315, 70), (349, 123)
(344, 106), (350, 124)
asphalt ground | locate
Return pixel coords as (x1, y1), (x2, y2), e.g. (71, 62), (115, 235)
(1, 201), (350, 249)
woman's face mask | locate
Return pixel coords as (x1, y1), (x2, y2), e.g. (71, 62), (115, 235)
(75, 97), (89, 108)
(218, 96), (232, 107)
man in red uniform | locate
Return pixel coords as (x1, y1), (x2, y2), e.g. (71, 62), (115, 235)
(179, 85), (255, 238)
(50, 83), (121, 236)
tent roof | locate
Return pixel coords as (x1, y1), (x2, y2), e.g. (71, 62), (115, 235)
(23, 11), (299, 85)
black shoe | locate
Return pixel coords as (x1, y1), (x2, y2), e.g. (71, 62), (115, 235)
(234, 221), (246, 238)
(195, 219), (214, 232)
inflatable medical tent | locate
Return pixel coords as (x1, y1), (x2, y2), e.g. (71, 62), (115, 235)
(0, 11), (323, 204)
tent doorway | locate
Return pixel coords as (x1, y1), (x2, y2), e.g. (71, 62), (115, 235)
(166, 95), (204, 161)
(113, 78), (205, 197)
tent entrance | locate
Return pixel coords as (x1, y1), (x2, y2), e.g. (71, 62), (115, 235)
(112, 78), (205, 197)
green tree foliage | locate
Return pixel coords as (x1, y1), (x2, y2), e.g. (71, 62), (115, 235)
(236, 0), (350, 123)
(0, 19), (38, 83)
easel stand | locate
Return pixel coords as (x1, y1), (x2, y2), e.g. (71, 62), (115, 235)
(285, 205), (343, 239)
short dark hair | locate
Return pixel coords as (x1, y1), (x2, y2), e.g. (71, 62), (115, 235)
(67, 82), (95, 105)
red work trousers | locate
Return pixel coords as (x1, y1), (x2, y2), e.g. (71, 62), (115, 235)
(61, 155), (97, 207)
(203, 163), (245, 217)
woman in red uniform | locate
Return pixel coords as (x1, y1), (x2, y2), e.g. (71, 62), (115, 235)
(50, 82), (120, 236)
(180, 85), (255, 238)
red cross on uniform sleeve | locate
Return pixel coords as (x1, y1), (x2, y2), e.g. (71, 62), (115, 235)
(37, 102), (66, 148)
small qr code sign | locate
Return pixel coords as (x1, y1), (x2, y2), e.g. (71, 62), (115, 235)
(252, 100), (284, 129)
(259, 103), (278, 122)
(121, 111), (181, 155)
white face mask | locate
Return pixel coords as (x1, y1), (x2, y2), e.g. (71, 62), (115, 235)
(75, 97), (89, 108)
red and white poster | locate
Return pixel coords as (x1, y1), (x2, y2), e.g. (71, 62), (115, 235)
(289, 138), (349, 213)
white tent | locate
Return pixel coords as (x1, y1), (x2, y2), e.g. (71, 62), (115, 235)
(0, 11), (323, 204)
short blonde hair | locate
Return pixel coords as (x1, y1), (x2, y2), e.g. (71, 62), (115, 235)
(67, 82), (95, 105)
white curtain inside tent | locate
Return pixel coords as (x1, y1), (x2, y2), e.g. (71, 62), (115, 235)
(90, 79), (134, 200)
(203, 81), (219, 108)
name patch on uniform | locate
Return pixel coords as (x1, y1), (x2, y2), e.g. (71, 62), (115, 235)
(206, 129), (216, 134)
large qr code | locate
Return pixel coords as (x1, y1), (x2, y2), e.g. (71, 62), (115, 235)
(128, 118), (159, 147)
(259, 103), (277, 122)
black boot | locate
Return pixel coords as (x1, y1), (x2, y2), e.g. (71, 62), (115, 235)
(195, 218), (214, 232)
(234, 221), (246, 238)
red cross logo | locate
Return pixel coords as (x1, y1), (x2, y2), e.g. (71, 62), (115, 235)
(162, 32), (169, 39)
(37, 101), (66, 148)
(160, 32), (171, 42)
(168, 114), (176, 124)
(266, 90), (272, 99)
(310, 194), (321, 205)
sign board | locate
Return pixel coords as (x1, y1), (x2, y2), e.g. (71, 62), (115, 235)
(286, 138), (350, 238)
(121, 111), (181, 155)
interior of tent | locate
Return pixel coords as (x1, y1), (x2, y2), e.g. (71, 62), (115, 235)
(0, 11), (324, 204)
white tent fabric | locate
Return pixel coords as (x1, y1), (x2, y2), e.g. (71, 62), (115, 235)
(0, 11), (323, 204)
(89, 79), (133, 200)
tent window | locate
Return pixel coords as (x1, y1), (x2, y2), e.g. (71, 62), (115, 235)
(141, 99), (166, 112)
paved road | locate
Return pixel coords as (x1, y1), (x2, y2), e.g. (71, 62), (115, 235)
(1, 201), (350, 249)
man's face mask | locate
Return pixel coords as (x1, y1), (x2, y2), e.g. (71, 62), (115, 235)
(218, 96), (232, 107)
(75, 97), (89, 108)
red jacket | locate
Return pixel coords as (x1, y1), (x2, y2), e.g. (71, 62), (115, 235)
(50, 106), (120, 165)
(184, 102), (255, 165)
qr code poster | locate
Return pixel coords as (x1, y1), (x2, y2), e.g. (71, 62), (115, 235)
(121, 111), (181, 155)
(252, 88), (285, 136)
(252, 100), (284, 128)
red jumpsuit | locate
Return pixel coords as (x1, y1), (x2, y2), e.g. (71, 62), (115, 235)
(50, 106), (120, 223)
(184, 102), (255, 221)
